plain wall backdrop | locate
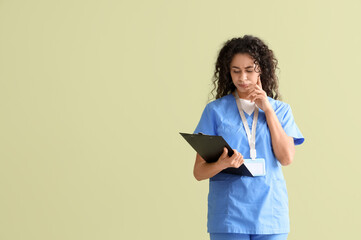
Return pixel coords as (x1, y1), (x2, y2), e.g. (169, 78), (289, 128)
(1, 0), (361, 239)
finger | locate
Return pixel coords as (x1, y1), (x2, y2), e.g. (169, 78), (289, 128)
(249, 93), (259, 102)
(252, 85), (263, 92)
(250, 92), (266, 102)
(249, 89), (263, 96)
(239, 159), (244, 166)
(251, 94), (263, 103)
(247, 90), (258, 100)
(230, 150), (241, 162)
(222, 147), (228, 157)
(238, 158), (243, 167)
(257, 76), (262, 89)
(249, 91), (262, 100)
(244, 84), (256, 93)
(255, 84), (263, 91)
(247, 88), (257, 95)
(232, 159), (238, 166)
(221, 147), (228, 158)
(247, 88), (263, 98)
(231, 149), (238, 159)
(247, 84), (257, 92)
(237, 153), (242, 163)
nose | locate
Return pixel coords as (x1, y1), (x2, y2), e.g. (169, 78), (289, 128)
(239, 73), (248, 81)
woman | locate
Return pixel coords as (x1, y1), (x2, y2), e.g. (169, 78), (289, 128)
(192, 35), (304, 240)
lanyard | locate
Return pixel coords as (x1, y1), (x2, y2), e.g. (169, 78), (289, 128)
(234, 90), (259, 160)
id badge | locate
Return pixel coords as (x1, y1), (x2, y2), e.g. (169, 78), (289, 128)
(244, 158), (266, 177)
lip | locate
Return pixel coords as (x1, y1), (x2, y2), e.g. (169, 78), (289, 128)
(240, 84), (248, 88)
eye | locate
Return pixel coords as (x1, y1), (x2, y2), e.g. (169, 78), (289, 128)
(233, 71), (240, 73)
(246, 70), (253, 73)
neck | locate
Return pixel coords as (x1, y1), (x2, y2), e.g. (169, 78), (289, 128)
(235, 89), (250, 100)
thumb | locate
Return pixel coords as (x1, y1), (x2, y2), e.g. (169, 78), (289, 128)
(222, 147), (228, 157)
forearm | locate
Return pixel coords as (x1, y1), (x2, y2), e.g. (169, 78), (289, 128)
(194, 161), (224, 181)
(264, 108), (295, 166)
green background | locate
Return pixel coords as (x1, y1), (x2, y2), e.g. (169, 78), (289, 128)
(1, 0), (360, 239)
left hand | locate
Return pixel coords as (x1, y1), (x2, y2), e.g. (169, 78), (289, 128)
(247, 76), (273, 113)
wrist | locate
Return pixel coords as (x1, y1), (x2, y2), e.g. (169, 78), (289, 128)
(263, 103), (274, 115)
(215, 160), (227, 171)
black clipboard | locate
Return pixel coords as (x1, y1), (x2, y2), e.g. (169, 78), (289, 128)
(180, 132), (253, 177)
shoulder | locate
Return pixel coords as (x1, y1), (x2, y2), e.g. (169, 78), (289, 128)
(205, 93), (234, 111)
(267, 96), (291, 112)
(267, 97), (295, 124)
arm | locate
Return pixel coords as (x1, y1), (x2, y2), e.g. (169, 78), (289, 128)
(248, 77), (295, 166)
(264, 108), (295, 166)
(193, 148), (244, 181)
(193, 153), (224, 181)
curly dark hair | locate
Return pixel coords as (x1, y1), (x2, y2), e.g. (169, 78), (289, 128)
(209, 35), (281, 101)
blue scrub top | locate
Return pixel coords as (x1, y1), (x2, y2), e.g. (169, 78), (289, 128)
(193, 93), (304, 234)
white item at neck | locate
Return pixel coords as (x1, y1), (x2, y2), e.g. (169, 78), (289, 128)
(239, 98), (255, 115)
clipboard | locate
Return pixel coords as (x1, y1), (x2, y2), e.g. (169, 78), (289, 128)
(180, 132), (253, 177)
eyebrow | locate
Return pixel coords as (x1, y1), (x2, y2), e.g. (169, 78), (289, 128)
(231, 66), (254, 69)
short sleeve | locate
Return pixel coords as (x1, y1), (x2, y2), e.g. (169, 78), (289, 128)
(193, 103), (217, 135)
(277, 103), (305, 145)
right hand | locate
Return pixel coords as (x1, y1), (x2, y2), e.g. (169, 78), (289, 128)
(217, 147), (244, 170)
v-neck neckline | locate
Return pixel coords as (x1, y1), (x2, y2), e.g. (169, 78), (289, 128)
(228, 93), (255, 118)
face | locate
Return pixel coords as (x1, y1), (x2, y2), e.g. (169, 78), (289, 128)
(230, 53), (261, 97)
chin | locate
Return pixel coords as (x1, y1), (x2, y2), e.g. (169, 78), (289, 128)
(236, 88), (247, 92)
